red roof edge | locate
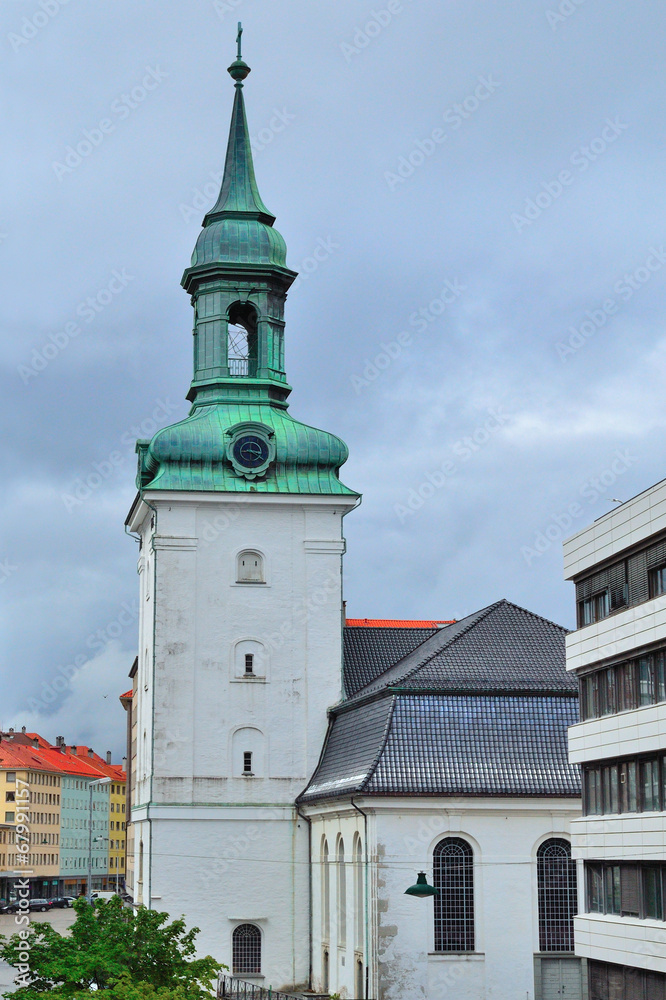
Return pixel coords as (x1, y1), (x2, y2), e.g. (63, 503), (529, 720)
(345, 619), (455, 628)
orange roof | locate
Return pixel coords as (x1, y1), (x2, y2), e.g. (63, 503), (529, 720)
(346, 619), (455, 628)
(120, 689), (133, 700)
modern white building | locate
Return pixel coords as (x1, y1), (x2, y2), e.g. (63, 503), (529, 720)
(564, 478), (666, 999)
(125, 32), (583, 1000)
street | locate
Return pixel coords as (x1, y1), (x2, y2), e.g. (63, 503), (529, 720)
(0, 908), (77, 992)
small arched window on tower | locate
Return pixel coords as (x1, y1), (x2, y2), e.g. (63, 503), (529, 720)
(232, 923), (261, 975)
(227, 302), (258, 377)
(237, 550), (265, 584)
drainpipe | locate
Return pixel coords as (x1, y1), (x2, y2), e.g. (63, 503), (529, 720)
(296, 806), (313, 992)
(351, 798), (370, 1000)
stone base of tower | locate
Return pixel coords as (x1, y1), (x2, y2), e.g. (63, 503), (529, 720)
(131, 804), (310, 991)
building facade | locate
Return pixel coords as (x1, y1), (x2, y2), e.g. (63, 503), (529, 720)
(564, 478), (666, 998)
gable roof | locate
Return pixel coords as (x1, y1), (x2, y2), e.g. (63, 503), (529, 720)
(347, 599), (575, 700)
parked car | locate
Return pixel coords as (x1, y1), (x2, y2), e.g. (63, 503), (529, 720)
(28, 898), (53, 912)
(0, 901), (20, 914)
(49, 896), (73, 908)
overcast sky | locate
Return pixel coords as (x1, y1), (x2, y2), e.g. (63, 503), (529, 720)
(1, 0), (663, 757)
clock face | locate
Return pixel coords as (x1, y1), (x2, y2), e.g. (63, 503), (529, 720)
(232, 435), (270, 470)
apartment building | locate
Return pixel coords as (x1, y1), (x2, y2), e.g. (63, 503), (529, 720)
(564, 477), (666, 999)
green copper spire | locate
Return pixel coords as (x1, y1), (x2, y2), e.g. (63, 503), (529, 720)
(135, 28), (356, 498)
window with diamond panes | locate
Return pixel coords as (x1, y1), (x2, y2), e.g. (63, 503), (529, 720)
(537, 838), (577, 952)
(232, 923), (261, 975)
(433, 837), (474, 952)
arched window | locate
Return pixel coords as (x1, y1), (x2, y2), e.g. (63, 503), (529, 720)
(354, 835), (363, 952)
(232, 923), (261, 975)
(337, 837), (346, 948)
(433, 837), (474, 952)
(321, 838), (330, 942)
(537, 838), (577, 952)
(227, 302), (258, 377)
(237, 550), (265, 584)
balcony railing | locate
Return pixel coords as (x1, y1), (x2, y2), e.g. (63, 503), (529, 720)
(228, 358), (257, 377)
(217, 975), (302, 999)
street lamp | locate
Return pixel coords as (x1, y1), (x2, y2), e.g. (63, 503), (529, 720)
(87, 777), (112, 901)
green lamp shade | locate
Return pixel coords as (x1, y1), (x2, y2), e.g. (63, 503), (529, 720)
(404, 871), (439, 898)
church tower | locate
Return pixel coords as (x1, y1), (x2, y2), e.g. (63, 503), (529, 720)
(126, 30), (358, 990)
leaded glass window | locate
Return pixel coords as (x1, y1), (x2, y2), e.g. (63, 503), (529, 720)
(537, 839), (577, 952)
(433, 837), (474, 952)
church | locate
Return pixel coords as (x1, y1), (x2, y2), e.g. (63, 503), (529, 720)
(123, 32), (582, 1000)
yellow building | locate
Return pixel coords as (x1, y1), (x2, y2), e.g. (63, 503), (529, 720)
(108, 773), (127, 889)
(0, 740), (62, 900)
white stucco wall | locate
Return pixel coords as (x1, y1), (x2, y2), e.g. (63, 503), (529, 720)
(127, 490), (356, 990)
(305, 797), (581, 1000)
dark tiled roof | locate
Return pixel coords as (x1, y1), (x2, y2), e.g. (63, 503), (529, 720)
(348, 599), (575, 699)
(299, 694), (580, 802)
(343, 625), (439, 697)
(302, 698), (394, 800)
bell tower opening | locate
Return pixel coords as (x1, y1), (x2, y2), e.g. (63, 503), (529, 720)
(228, 301), (258, 377)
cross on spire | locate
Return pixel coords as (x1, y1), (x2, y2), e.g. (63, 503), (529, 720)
(236, 22), (243, 60)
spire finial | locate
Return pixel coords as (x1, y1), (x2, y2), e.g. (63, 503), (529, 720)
(228, 22), (250, 84)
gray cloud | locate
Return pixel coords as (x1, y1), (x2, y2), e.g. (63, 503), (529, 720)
(2, 0), (665, 747)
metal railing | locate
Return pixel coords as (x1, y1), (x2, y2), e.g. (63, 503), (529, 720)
(228, 358), (257, 377)
(217, 975), (303, 999)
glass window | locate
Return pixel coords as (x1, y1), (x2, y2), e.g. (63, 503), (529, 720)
(537, 839), (576, 952)
(604, 866), (621, 915)
(586, 768), (602, 815)
(657, 653), (666, 703)
(588, 865), (604, 913)
(6, 773), (15, 782)
(649, 565), (666, 599)
(433, 838), (474, 952)
(232, 924), (261, 975)
(642, 760), (661, 812)
(620, 662), (637, 712)
(643, 868), (663, 920)
(639, 657), (655, 706)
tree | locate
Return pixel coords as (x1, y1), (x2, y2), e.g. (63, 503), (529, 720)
(0, 897), (222, 999)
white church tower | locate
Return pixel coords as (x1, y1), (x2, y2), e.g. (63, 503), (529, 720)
(125, 30), (358, 991)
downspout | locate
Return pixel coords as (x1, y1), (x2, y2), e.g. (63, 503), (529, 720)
(296, 806), (313, 992)
(351, 798), (370, 1000)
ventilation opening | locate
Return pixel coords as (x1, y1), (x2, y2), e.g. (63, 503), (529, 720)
(245, 653), (254, 675)
(243, 752), (253, 775)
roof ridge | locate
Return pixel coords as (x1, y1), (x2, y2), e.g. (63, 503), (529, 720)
(367, 600), (503, 692)
(358, 695), (397, 793)
(493, 598), (570, 634)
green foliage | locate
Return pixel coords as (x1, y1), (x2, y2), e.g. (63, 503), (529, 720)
(0, 897), (222, 999)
